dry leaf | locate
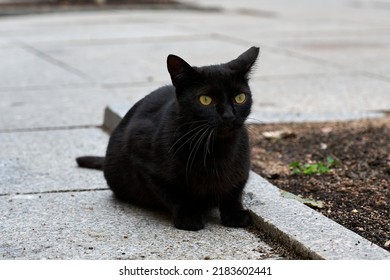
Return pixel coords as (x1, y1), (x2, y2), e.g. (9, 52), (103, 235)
(262, 130), (295, 140)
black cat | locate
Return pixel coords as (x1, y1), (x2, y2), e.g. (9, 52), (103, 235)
(77, 46), (260, 231)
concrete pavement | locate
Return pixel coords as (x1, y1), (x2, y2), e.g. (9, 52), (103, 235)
(1, 0), (390, 259)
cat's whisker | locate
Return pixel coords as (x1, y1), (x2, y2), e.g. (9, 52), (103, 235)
(187, 127), (209, 166)
(169, 123), (208, 155)
(206, 129), (214, 155)
(170, 123), (207, 159)
(211, 127), (216, 153)
(174, 119), (208, 131)
(245, 123), (261, 136)
(188, 124), (210, 150)
(171, 117), (206, 139)
(186, 126), (210, 181)
(187, 120), (209, 127)
(246, 117), (265, 124)
(202, 128), (213, 168)
(244, 125), (255, 133)
(188, 129), (201, 150)
(208, 129), (216, 164)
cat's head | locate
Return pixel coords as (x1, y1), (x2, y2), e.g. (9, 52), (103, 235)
(167, 46), (259, 137)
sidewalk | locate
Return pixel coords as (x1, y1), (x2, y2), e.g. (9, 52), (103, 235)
(1, 0), (390, 259)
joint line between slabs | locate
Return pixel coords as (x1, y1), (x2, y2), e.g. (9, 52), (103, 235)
(1, 188), (110, 197)
(15, 41), (93, 81)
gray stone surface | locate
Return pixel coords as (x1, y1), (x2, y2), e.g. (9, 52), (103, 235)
(30, 38), (344, 85)
(0, 128), (107, 194)
(2, 0), (390, 260)
(249, 74), (390, 122)
(0, 190), (279, 259)
(0, 18), (192, 44)
(0, 46), (87, 89)
(0, 85), (157, 130)
(267, 34), (390, 79)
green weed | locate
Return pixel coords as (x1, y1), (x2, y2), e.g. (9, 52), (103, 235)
(289, 156), (339, 175)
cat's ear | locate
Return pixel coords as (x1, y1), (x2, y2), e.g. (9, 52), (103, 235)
(167, 54), (195, 87)
(227, 46), (260, 77)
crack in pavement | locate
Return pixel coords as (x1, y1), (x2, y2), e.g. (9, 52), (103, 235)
(0, 188), (110, 197)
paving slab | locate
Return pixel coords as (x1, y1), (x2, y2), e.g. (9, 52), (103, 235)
(0, 189), (281, 260)
(0, 10), (152, 29)
(0, 36), (12, 47)
(0, 128), (107, 194)
(26, 38), (235, 84)
(27, 38), (344, 86)
(183, 0), (390, 75)
(128, 9), (381, 38)
(0, 45), (87, 88)
(249, 74), (390, 122)
(0, 8), (361, 89)
(184, 0), (390, 26)
(262, 33), (390, 79)
(253, 46), (346, 79)
(0, 84), (158, 130)
(0, 14), (194, 44)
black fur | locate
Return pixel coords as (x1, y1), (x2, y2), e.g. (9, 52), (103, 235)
(76, 156), (104, 170)
(76, 46), (260, 231)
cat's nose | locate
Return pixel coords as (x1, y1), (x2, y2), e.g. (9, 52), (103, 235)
(221, 110), (235, 122)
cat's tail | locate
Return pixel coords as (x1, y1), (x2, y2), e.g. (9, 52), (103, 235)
(76, 156), (105, 170)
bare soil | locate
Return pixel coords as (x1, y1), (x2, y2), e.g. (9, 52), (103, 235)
(0, 0), (184, 16)
(248, 116), (390, 252)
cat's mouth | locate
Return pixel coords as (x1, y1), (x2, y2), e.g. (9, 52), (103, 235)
(216, 123), (239, 137)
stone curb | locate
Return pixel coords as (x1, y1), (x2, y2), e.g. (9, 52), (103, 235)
(103, 102), (390, 260)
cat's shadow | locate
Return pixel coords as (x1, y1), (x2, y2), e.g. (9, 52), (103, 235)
(108, 194), (221, 230)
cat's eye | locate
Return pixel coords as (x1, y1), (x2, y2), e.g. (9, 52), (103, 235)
(199, 95), (213, 106)
(234, 93), (247, 104)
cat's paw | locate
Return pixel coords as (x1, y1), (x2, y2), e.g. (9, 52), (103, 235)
(221, 209), (252, 228)
(173, 215), (204, 231)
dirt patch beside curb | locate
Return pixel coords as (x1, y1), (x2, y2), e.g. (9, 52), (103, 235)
(249, 116), (390, 252)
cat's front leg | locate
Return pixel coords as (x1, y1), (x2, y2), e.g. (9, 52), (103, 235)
(219, 191), (252, 228)
(172, 205), (204, 231)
